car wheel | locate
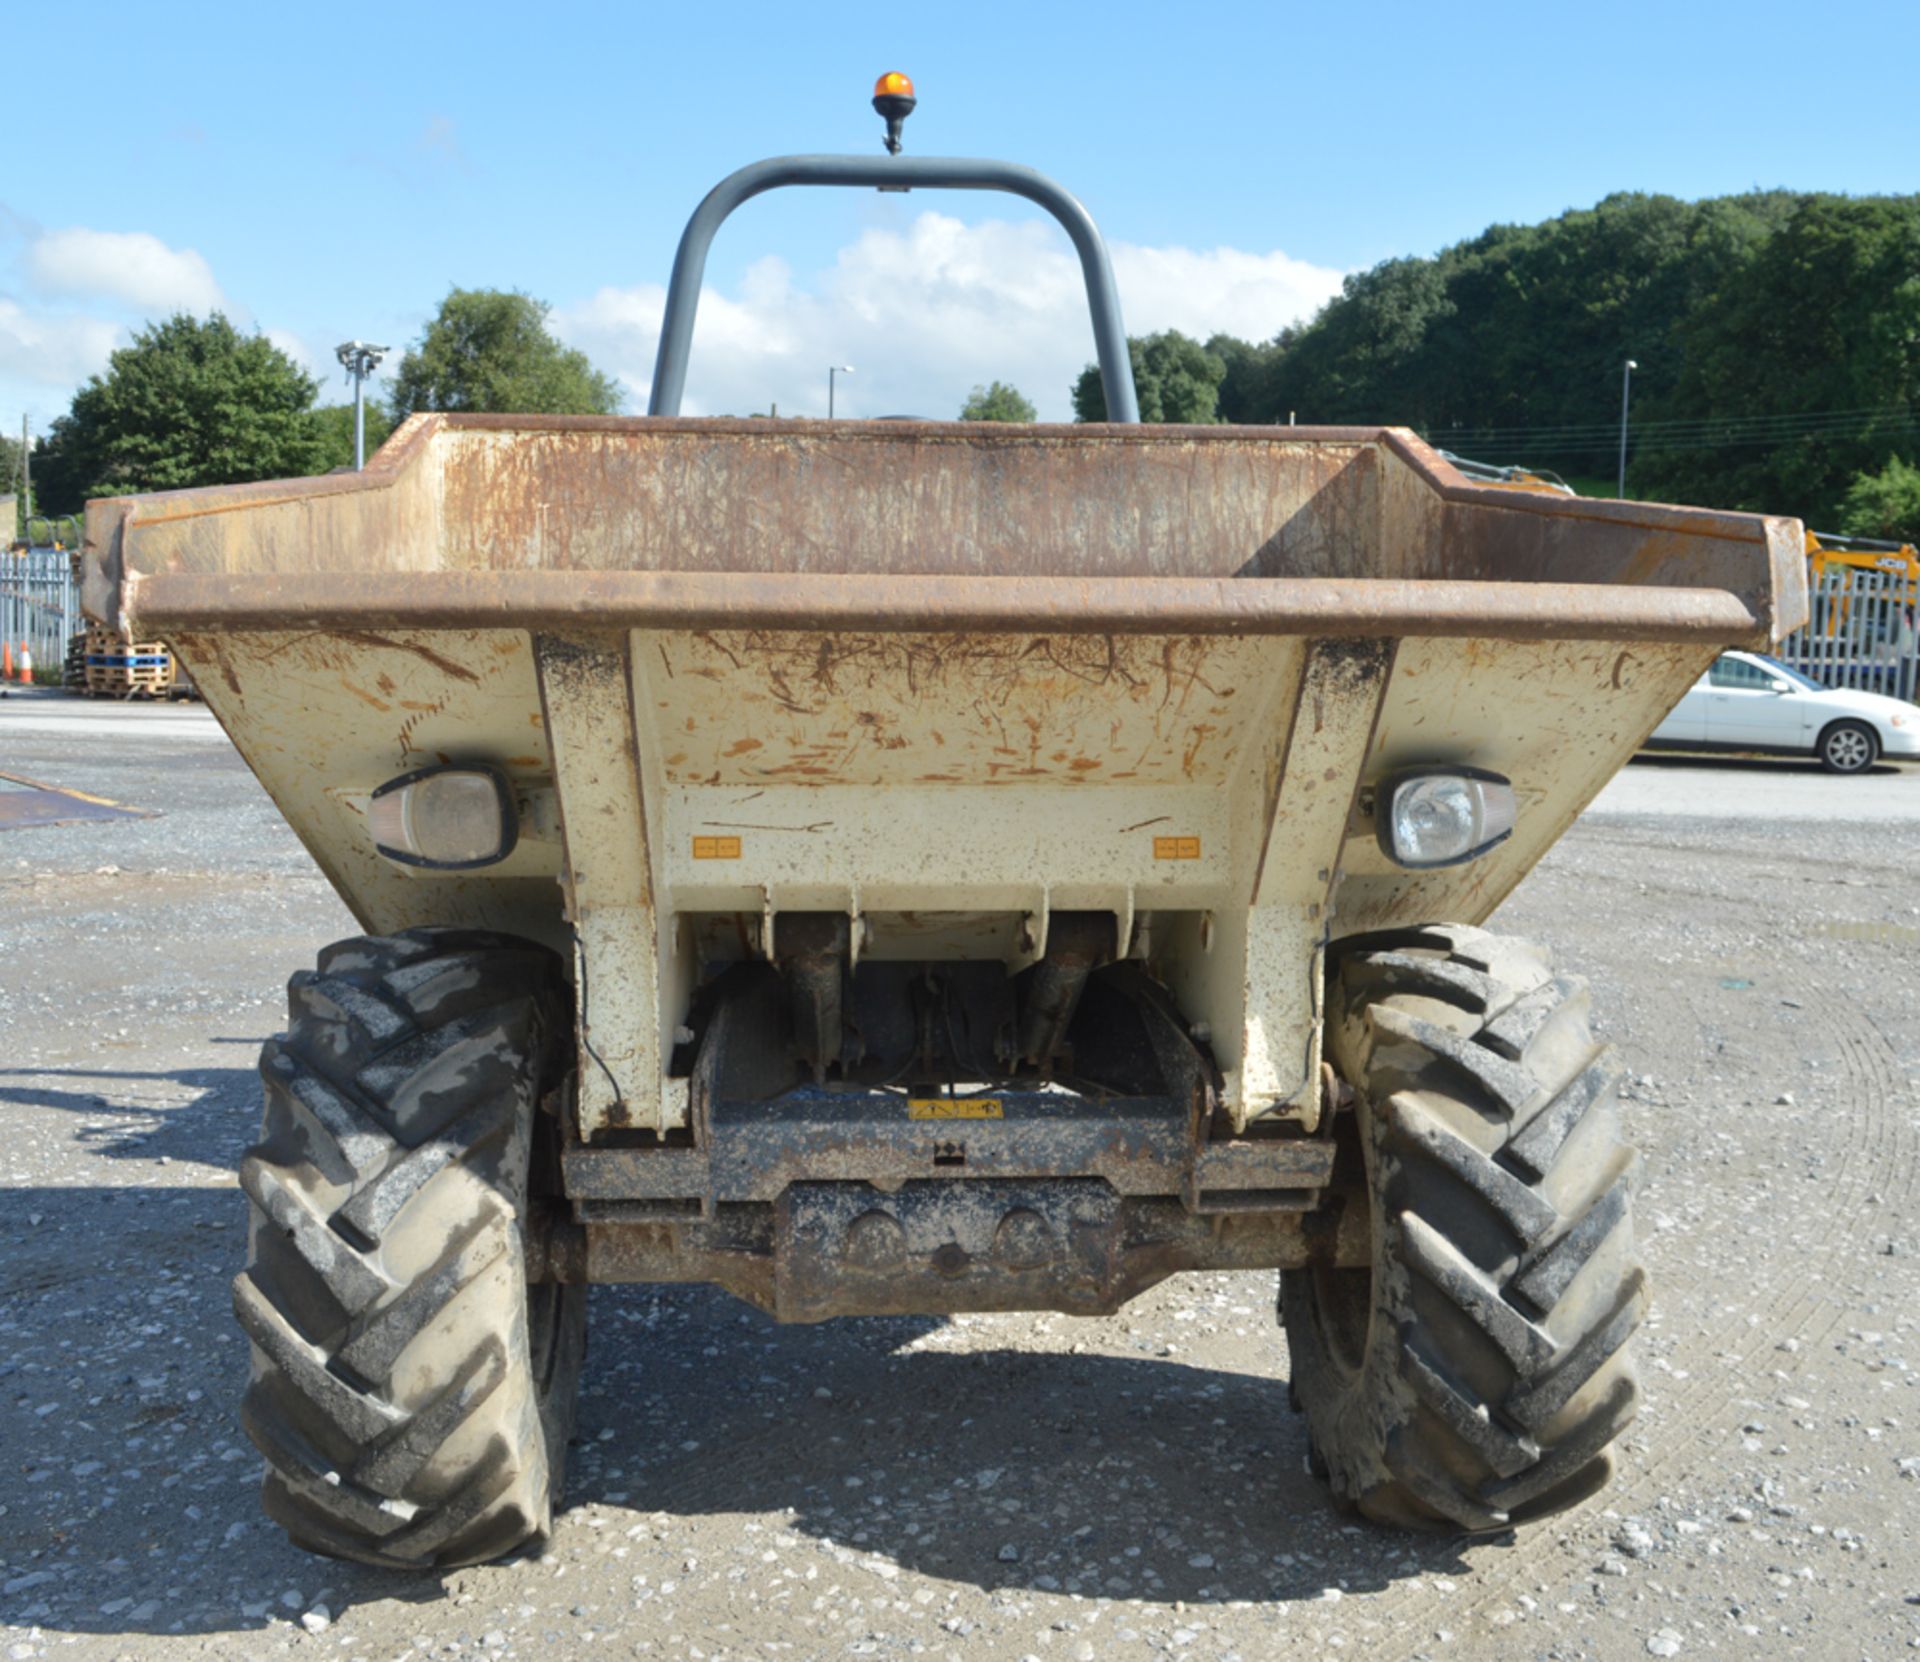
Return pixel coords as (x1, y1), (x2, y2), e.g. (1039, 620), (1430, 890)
(1818, 720), (1878, 774)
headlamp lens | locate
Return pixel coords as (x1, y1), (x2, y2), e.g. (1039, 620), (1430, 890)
(368, 766), (516, 868)
(1378, 770), (1516, 868)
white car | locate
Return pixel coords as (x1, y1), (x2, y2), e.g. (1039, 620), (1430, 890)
(1647, 650), (1920, 773)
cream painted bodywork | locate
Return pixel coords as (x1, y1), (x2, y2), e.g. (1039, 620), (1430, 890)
(167, 619), (1709, 1138)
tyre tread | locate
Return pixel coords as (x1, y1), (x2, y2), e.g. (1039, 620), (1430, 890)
(234, 928), (582, 1570)
(1283, 924), (1645, 1534)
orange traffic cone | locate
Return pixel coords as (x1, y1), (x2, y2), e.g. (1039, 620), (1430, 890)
(17, 643), (31, 684)
(1, 640), (12, 681)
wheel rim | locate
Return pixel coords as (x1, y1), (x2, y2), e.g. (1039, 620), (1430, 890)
(1310, 1260), (1374, 1378)
(1304, 1103), (1377, 1381)
(528, 1281), (569, 1394)
(1827, 728), (1871, 770)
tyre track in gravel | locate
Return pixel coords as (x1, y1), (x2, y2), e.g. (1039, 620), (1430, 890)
(1429, 987), (1913, 1647)
(1272, 980), (1912, 1657)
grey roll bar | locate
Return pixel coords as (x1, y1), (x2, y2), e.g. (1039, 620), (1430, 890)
(647, 154), (1140, 423)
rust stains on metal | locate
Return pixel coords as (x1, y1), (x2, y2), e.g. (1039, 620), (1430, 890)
(86, 419), (1800, 655)
(1180, 722), (1218, 778)
(328, 629), (481, 684)
(395, 699), (453, 764)
(546, 1183), (1350, 1317)
(338, 678), (392, 713)
(643, 629), (1257, 790)
(1335, 635), (1713, 939)
(172, 631), (243, 696)
(127, 570), (1768, 642)
(699, 819), (833, 833)
(436, 422), (1375, 588)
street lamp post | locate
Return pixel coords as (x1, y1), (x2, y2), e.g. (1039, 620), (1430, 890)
(335, 341), (390, 470)
(1617, 357), (1638, 500)
(828, 364), (853, 419)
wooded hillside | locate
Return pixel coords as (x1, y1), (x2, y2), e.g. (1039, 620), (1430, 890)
(1091, 191), (1920, 534)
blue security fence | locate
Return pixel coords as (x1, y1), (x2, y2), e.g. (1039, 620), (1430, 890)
(1, 526), (82, 683)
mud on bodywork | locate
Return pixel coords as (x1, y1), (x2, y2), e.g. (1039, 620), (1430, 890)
(83, 417), (1803, 1164)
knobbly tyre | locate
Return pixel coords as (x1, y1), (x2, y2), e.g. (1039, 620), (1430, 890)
(80, 77), (1806, 1568)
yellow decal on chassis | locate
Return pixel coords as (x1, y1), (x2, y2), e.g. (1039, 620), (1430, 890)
(907, 1099), (1005, 1120)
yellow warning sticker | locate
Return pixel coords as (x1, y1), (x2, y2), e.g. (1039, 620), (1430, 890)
(908, 1099), (1004, 1120)
(1152, 835), (1202, 860)
(691, 835), (742, 860)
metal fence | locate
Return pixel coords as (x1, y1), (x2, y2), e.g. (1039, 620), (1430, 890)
(1777, 566), (1919, 703)
(1, 543), (82, 684)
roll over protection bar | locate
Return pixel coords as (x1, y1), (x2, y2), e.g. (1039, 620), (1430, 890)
(647, 154), (1140, 422)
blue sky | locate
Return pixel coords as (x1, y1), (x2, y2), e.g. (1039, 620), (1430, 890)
(6, 0), (1917, 433)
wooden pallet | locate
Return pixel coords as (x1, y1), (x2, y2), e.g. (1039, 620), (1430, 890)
(79, 626), (178, 699)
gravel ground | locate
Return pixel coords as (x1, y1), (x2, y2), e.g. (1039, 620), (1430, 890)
(2, 694), (1917, 1662)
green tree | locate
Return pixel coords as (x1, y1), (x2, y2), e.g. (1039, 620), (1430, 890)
(1632, 196), (1920, 520)
(959, 380), (1037, 422)
(32, 313), (322, 509)
(1839, 457), (1920, 542)
(1, 431), (21, 534)
(1235, 186), (1920, 523)
(1206, 332), (1289, 424)
(1073, 331), (1226, 424)
(1266, 255), (1454, 427)
(390, 288), (621, 418)
(309, 401), (398, 472)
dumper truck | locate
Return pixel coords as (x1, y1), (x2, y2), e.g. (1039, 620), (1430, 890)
(81, 82), (1807, 1569)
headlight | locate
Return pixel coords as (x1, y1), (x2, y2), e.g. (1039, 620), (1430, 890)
(1375, 767), (1516, 869)
(368, 765), (518, 869)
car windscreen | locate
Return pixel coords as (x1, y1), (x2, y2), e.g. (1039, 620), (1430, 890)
(1752, 655), (1825, 692)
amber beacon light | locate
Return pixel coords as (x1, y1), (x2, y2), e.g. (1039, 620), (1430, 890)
(872, 71), (917, 154)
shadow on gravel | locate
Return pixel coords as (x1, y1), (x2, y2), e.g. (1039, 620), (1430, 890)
(0, 1061), (259, 1164)
(559, 1287), (1481, 1606)
(1, 1047), (1467, 1630)
(1, 1229), (1475, 1640)
(1, 1178), (460, 1639)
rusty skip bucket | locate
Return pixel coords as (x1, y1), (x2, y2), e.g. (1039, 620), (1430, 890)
(81, 415), (1807, 1146)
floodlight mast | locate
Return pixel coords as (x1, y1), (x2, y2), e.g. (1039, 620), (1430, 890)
(335, 341), (390, 470)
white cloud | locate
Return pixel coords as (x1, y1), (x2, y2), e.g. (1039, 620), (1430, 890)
(265, 327), (323, 379)
(554, 211), (1345, 421)
(0, 220), (333, 426)
(0, 298), (123, 389)
(270, 328), (357, 389)
(26, 227), (227, 315)
(1112, 243), (1347, 345)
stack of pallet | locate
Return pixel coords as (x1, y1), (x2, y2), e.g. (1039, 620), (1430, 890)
(68, 625), (189, 699)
